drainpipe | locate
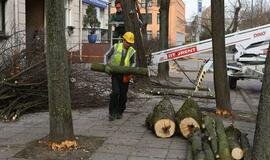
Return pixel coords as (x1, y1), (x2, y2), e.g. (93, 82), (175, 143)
(13, 0), (18, 47)
(79, 0), (83, 62)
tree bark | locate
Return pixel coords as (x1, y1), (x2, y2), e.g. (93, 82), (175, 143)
(211, 0), (232, 114)
(202, 138), (215, 160)
(45, 0), (74, 142)
(215, 119), (231, 160)
(175, 98), (202, 138)
(119, 0), (147, 67)
(91, 63), (148, 76)
(252, 40), (270, 160)
(202, 115), (218, 158)
(189, 128), (205, 160)
(157, 0), (170, 78)
(145, 97), (176, 138)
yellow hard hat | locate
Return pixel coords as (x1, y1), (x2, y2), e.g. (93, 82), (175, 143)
(123, 32), (135, 44)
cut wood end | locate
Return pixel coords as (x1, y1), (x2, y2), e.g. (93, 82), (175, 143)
(179, 117), (200, 138)
(154, 119), (176, 138)
(216, 108), (232, 116)
(49, 140), (78, 151)
(232, 147), (244, 160)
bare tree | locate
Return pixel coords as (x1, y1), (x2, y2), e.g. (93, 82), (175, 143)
(45, 0), (75, 147)
(226, 0), (242, 33)
(157, 0), (170, 78)
(252, 42), (270, 160)
(211, 0), (232, 115)
(199, 0), (243, 40)
(119, 0), (147, 67)
(239, 0), (270, 29)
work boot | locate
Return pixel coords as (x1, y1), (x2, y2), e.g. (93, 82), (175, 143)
(116, 113), (123, 119)
(109, 115), (116, 121)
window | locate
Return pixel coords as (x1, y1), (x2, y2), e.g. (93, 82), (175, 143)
(147, 31), (152, 40)
(157, 13), (160, 24)
(140, 0), (152, 7)
(65, 0), (72, 27)
(141, 13), (152, 24)
(176, 17), (182, 28)
(157, 0), (160, 6)
(0, 0), (5, 34)
(157, 31), (160, 39)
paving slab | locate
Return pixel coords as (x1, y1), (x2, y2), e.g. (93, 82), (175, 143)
(0, 72), (259, 160)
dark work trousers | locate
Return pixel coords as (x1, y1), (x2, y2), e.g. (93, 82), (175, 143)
(109, 74), (129, 116)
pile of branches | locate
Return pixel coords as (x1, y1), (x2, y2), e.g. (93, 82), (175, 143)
(0, 32), (48, 121)
(145, 98), (251, 160)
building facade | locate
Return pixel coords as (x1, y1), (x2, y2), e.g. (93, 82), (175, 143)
(110, 0), (185, 47)
(1, 0), (85, 52)
(82, 0), (109, 43)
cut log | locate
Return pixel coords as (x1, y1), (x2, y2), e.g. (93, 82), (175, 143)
(240, 133), (251, 160)
(145, 97), (176, 138)
(189, 128), (205, 160)
(202, 115), (219, 158)
(202, 138), (215, 160)
(225, 125), (244, 160)
(175, 98), (202, 138)
(215, 119), (232, 160)
(91, 63), (148, 76)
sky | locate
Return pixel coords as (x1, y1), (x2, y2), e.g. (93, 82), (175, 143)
(183, 0), (211, 22)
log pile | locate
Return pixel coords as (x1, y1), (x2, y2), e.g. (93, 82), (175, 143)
(145, 98), (251, 159)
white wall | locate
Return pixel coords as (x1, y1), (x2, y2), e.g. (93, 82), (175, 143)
(1, 0), (81, 52)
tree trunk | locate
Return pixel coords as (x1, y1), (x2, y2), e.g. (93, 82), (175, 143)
(157, 0), (170, 78)
(91, 63), (148, 76)
(225, 125), (244, 160)
(215, 119), (231, 160)
(211, 0), (232, 115)
(119, 0), (147, 67)
(252, 40), (270, 160)
(175, 98), (202, 138)
(145, 97), (176, 138)
(45, 0), (74, 142)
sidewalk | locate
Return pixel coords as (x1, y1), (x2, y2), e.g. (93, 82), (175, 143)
(0, 85), (258, 160)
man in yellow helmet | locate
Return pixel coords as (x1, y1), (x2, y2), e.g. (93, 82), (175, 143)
(105, 32), (136, 121)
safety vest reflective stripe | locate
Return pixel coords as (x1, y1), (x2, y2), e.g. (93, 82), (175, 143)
(111, 43), (135, 67)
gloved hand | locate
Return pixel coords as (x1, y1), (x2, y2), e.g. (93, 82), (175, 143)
(123, 75), (131, 83)
(105, 65), (112, 75)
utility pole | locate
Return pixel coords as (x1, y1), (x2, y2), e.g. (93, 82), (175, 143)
(197, 0), (202, 41)
(108, 0), (112, 46)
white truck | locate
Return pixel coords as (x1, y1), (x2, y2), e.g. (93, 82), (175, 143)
(149, 24), (270, 89)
